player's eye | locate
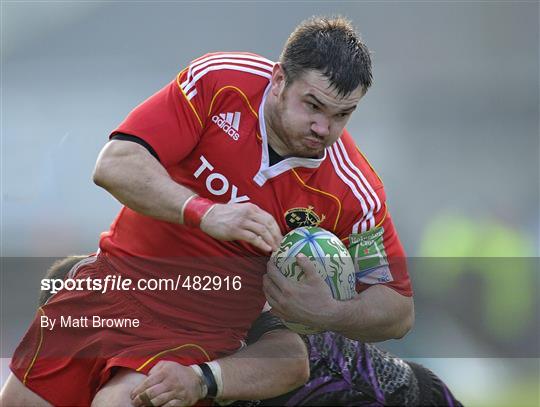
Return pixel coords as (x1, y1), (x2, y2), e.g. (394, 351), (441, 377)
(307, 102), (320, 111)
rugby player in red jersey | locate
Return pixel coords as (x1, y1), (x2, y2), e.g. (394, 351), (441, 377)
(2, 16), (414, 406)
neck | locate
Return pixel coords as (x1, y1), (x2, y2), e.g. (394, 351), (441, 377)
(263, 94), (290, 156)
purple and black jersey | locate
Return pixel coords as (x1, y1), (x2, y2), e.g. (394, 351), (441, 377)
(238, 313), (462, 406)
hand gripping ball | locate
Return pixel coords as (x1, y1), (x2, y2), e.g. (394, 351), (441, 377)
(270, 226), (356, 334)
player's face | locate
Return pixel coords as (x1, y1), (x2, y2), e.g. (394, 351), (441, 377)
(269, 66), (364, 158)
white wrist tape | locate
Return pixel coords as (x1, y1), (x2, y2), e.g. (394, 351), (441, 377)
(189, 364), (208, 399)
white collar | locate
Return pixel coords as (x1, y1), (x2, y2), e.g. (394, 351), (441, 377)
(254, 83), (326, 186)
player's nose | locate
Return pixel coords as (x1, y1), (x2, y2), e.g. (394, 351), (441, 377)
(311, 116), (330, 138)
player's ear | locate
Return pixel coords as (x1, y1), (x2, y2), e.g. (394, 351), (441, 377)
(270, 63), (286, 96)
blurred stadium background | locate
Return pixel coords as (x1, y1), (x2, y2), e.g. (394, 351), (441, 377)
(2, 1), (538, 406)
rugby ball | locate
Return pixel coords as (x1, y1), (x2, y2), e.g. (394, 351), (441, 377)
(270, 226), (356, 334)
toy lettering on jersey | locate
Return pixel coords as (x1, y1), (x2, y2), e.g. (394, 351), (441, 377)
(194, 155), (250, 203)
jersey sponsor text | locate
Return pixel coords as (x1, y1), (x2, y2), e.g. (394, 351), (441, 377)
(194, 155), (250, 203)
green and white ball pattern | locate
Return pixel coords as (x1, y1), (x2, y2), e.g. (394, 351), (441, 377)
(270, 226), (356, 334)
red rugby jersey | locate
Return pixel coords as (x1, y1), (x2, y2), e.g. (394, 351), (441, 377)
(100, 52), (412, 338)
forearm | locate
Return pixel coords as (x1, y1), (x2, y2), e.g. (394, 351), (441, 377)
(93, 140), (195, 223)
(218, 329), (309, 400)
(324, 284), (414, 342)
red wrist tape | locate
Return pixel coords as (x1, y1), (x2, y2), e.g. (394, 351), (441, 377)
(183, 196), (215, 228)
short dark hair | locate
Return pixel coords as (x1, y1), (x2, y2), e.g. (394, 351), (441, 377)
(279, 16), (373, 97)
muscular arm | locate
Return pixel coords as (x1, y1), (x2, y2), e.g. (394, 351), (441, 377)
(92, 139), (282, 251)
(324, 284), (414, 342)
(93, 140), (192, 223)
(218, 329), (309, 400)
(131, 316), (309, 406)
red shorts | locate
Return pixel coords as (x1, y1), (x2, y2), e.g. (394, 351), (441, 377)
(10, 254), (244, 406)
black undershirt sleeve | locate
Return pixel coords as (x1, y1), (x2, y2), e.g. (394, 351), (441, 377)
(110, 133), (160, 162)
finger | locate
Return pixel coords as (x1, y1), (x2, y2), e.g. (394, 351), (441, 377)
(243, 220), (277, 252)
(263, 276), (286, 314)
(263, 273), (282, 299)
(266, 263), (292, 290)
(266, 294), (285, 315)
(133, 383), (168, 406)
(238, 229), (272, 252)
(148, 361), (165, 375)
(252, 210), (283, 249)
(163, 399), (185, 407)
(243, 220), (276, 252)
(144, 383), (169, 402)
(132, 394), (144, 407)
(131, 374), (163, 400)
(133, 392), (153, 407)
(267, 261), (285, 277)
(151, 390), (177, 407)
(295, 254), (319, 279)
(266, 258), (280, 274)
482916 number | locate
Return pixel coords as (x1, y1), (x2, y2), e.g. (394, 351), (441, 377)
(181, 275), (241, 291)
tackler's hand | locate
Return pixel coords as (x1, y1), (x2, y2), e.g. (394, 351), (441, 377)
(131, 361), (203, 407)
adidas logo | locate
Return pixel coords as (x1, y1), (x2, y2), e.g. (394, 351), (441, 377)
(212, 112), (241, 141)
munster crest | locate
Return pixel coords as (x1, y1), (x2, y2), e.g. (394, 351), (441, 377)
(284, 206), (325, 228)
